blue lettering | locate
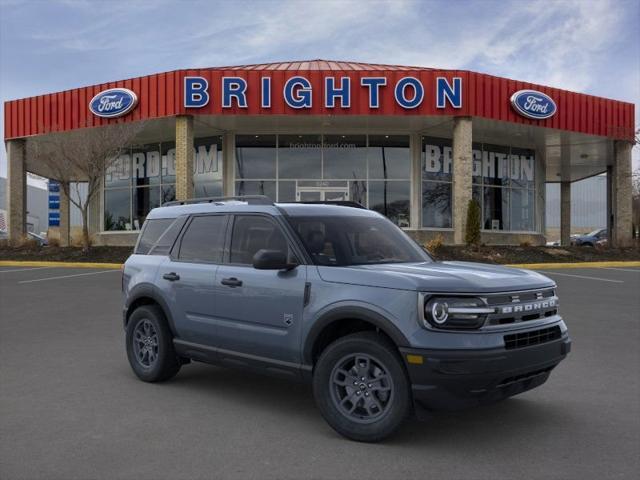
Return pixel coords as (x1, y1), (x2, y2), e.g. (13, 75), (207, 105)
(283, 76), (312, 109)
(360, 77), (387, 108)
(261, 77), (271, 108)
(222, 77), (248, 108)
(436, 77), (462, 108)
(325, 77), (351, 108)
(184, 77), (209, 108)
(394, 77), (424, 109)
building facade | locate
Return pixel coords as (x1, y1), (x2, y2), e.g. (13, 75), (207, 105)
(3, 60), (636, 246)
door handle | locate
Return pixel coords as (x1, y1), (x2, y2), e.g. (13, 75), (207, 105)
(162, 272), (180, 282)
(221, 277), (243, 287)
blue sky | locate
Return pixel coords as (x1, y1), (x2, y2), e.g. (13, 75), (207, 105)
(1, 0), (638, 178)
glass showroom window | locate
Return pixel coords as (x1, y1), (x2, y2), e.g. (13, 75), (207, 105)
(422, 137), (537, 232)
(104, 137), (223, 231)
(422, 137), (453, 228)
(234, 134), (410, 227)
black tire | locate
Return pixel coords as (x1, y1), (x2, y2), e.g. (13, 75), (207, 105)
(313, 331), (411, 442)
(126, 305), (181, 382)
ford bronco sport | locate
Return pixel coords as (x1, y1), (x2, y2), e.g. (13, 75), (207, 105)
(122, 196), (570, 442)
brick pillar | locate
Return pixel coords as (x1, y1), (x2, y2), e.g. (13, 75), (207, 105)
(59, 182), (70, 247)
(452, 117), (473, 244)
(560, 181), (571, 246)
(409, 133), (422, 229)
(6, 139), (27, 244)
(175, 115), (194, 201)
(222, 132), (235, 197)
(611, 141), (633, 247)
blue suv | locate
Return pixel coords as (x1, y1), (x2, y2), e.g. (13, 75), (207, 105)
(122, 196), (570, 442)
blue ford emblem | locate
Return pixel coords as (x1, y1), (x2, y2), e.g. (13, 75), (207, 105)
(510, 90), (556, 120)
(89, 88), (138, 118)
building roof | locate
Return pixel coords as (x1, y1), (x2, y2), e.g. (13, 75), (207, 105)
(211, 59), (434, 71)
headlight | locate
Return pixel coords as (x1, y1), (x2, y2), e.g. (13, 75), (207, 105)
(423, 296), (494, 329)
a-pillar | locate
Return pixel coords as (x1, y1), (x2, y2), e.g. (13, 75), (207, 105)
(610, 141), (633, 247)
(6, 139), (27, 244)
(452, 117), (473, 244)
(175, 115), (194, 201)
(560, 181), (571, 246)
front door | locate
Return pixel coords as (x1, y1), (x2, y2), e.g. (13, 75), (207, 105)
(156, 214), (228, 346)
(213, 214), (307, 364)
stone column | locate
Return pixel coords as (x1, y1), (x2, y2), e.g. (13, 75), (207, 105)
(6, 139), (27, 244)
(560, 181), (571, 246)
(409, 133), (422, 229)
(175, 115), (194, 201)
(452, 117), (473, 244)
(611, 141), (633, 247)
(222, 133), (235, 197)
(59, 182), (70, 247)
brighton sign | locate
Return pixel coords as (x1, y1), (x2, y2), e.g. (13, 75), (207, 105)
(510, 89), (557, 120)
(89, 88), (138, 118)
(183, 75), (463, 110)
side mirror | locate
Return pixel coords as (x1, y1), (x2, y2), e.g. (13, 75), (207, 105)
(252, 249), (296, 270)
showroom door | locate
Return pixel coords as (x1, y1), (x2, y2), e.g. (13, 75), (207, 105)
(296, 181), (350, 202)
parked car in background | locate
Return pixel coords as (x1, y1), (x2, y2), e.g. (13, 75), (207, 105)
(572, 229), (607, 247)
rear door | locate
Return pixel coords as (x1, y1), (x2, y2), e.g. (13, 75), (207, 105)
(213, 214), (307, 364)
(157, 214), (228, 346)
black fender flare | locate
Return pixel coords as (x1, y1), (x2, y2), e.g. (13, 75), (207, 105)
(302, 306), (410, 364)
(125, 284), (178, 337)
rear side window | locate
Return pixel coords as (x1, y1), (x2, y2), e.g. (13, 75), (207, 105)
(148, 216), (187, 256)
(178, 215), (227, 263)
(135, 219), (175, 254)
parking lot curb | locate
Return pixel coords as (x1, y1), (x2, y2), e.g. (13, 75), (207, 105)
(0, 260), (122, 269)
(506, 261), (640, 269)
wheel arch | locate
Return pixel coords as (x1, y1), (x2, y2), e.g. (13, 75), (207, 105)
(125, 284), (178, 337)
(303, 306), (410, 365)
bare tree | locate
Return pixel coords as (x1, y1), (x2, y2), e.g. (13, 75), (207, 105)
(27, 121), (144, 251)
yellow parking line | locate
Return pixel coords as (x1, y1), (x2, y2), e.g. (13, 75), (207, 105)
(0, 261), (123, 269)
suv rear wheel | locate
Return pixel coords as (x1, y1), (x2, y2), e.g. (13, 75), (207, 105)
(313, 332), (411, 442)
(126, 305), (181, 382)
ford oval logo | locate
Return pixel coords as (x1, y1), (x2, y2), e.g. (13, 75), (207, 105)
(510, 89), (556, 120)
(89, 88), (138, 118)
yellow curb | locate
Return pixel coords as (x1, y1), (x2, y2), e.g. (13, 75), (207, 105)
(0, 260), (123, 269)
(506, 261), (640, 269)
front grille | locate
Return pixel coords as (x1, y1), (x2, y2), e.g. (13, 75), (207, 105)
(497, 366), (554, 387)
(503, 326), (561, 350)
(484, 288), (558, 326)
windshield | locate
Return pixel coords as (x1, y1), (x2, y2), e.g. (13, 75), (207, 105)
(286, 215), (431, 266)
(587, 229), (603, 237)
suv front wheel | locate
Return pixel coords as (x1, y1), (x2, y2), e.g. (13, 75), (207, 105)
(313, 332), (411, 442)
(126, 305), (181, 382)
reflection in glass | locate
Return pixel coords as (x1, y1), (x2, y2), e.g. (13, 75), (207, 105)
(104, 188), (131, 231)
(422, 137), (452, 182)
(132, 144), (161, 187)
(323, 135), (367, 179)
(482, 144), (510, 186)
(105, 153), (131, 188)
(278, 181), (297, 202)
(484, 186), (509, 230)
(510, 147), (535, 188)
(161, 185), (176, 205)
(235, 135), (276, 179)
(278, 135), (322, 179)
(422, 181), (452, 228)
(235, 180), (276, 200)
(133, 186), (160, 230)
(510, 188), (535, 231)
(369, 181), (410, 227)
(194, 136), (223, 198)
(161, 142), (176, 184)
(368, 136), (410, 180)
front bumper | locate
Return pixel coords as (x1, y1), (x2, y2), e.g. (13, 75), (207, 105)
(399, 333), (571, 412)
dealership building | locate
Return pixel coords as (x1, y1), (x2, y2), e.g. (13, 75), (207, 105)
(3, 60), (635, 246)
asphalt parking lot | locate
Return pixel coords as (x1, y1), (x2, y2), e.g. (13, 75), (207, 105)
(1, 265), (639, 480)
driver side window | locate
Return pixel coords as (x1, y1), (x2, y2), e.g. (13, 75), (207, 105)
(229, 215), (293, 265)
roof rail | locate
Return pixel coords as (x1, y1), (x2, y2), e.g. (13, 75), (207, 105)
(295, 201), (367, 209)
(162, 195), (274, 207)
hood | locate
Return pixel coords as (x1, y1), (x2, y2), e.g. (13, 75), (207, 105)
(316, 261), (554, 293)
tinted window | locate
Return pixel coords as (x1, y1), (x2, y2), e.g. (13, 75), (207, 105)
(287, 215), (429, 266)
(149, 216), (187, 255)
(136, 218), (174, 254)
(178, 215), (227, 263)
(230, 216), (289, 265)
